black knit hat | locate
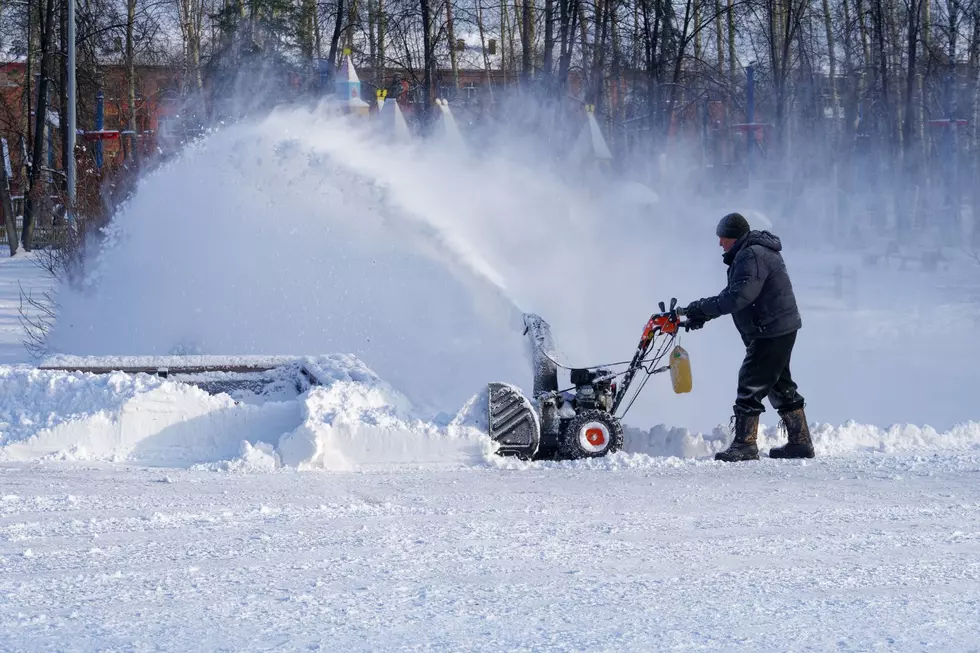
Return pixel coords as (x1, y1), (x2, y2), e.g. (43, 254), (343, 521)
(716, 212), (750, 239)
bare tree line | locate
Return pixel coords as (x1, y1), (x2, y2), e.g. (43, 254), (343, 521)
(3, 0), (980, 251)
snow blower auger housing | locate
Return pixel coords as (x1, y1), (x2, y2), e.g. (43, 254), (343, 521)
(488, 299), (695, 460)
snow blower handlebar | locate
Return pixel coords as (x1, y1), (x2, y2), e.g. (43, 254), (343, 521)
(643, 297), (697, 341)
(610, 297), (697, 416)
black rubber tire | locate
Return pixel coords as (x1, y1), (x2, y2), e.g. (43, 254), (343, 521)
(558, 409), (624, 459)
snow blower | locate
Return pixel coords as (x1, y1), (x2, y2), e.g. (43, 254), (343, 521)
(487, 298), (696, 460)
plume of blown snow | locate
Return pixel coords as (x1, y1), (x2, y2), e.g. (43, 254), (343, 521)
(45, 93), (980, 433)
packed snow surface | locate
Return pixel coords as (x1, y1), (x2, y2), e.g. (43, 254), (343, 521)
(2, 453), (980, 651)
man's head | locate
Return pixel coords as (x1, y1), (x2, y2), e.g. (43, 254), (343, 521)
(716, 212), (750, 251)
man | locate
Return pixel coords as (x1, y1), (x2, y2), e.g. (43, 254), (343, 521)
(683, 212), (814, 462)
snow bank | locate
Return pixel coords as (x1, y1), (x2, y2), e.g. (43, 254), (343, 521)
(276, 355), (492, 470)
(1, 353), (977, 471)
(623, 419), (980, 459)
(0, 365), (302, 465)
(0, 355), (493, 470)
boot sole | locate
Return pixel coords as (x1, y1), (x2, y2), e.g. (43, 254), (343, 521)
(714, 449), (760, 462)
(769, 448), (815, 459)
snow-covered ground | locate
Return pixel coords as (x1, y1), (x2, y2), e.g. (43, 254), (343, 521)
(0, 250), (53, 364)
(2, 105), (980, 650)
(3, 454), (980, 651)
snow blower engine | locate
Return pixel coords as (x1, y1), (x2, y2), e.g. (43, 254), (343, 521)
(487, 298), (697, 460)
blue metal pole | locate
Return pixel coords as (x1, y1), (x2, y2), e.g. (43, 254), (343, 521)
(95, 90), (104, 169)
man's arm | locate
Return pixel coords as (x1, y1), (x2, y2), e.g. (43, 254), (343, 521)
(689, 249), (767, 320)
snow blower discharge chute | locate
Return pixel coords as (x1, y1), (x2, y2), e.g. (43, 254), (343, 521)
(487, 298), (696, 461)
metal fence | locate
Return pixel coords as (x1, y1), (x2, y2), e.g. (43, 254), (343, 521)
(0, 195), (70, 249)
(0, 218), (69, 249)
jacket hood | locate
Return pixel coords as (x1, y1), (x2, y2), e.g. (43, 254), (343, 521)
(743, 230), (782, 252)
(722, 230), (781, 265)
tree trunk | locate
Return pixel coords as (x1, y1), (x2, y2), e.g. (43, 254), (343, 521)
(842, 0), (856, 136)
(903, 0), (922, 153)
(899, 0), (923, 238)
(715, 0), (723, 75)
(727, 0), (735, 82)
(127, 0), (140, 168)
(857, 0), (870, 65)
(23, 0), (56, 251)
(346, 0), (358, 54)
(968, 11), (980, 152)
(475, 0), (494, 96)
(948, 0), (958, 62)
(501, 0), (508, 71)
(447, 0), (460, 89)
(327, 0), (346, 81)
(873, 0), (892, 148)
(557, 0), (580, 92)
(822, 0), (838, 131)
(315, 0), (323, 60)
(610, 0), (621, 122)
(377, 0), (385, 83)
(2, 139), (17, 255)
(25, 0), (33, 178)
(694, 0), (701, 64)
(190, 1), (203, 93)
(300, 0), (317, 61)
(421, 0), (434, 123)
(177, 0), (204, 107)
(543, 0), (555, 81)
(589, 0), (610, 106)
(521, 0), (532, 81)
(59, 0), (68, 176)
(924, 0), (931, 52)
(664, 0), (694, 139)
(368, 0), (377, 80)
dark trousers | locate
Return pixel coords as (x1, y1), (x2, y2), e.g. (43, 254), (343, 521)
(735, 331), (805, 416)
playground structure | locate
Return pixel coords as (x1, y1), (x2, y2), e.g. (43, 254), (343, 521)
(326, 51), (372, 117)
(375, 89), (411, 142)
(569, 104), (613, 171)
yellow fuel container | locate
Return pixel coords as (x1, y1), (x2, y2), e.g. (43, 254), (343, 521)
(669, 345), (693, 394)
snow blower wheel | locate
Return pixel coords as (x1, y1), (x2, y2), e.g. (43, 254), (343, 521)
(558, 410), (624, 459)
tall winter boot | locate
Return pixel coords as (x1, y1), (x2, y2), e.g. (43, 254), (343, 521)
(715, 412), (760, 462)
(769, 407), (815, 459)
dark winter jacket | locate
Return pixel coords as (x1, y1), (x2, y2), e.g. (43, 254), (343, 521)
(695, 230), (802, 340)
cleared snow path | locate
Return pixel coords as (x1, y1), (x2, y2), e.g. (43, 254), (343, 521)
(2, 453), (979, 651)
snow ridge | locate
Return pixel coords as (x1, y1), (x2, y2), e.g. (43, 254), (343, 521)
(2, 355), (978, 471)
(0, 355), (494, 470)
(623, 419), (980, 459)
